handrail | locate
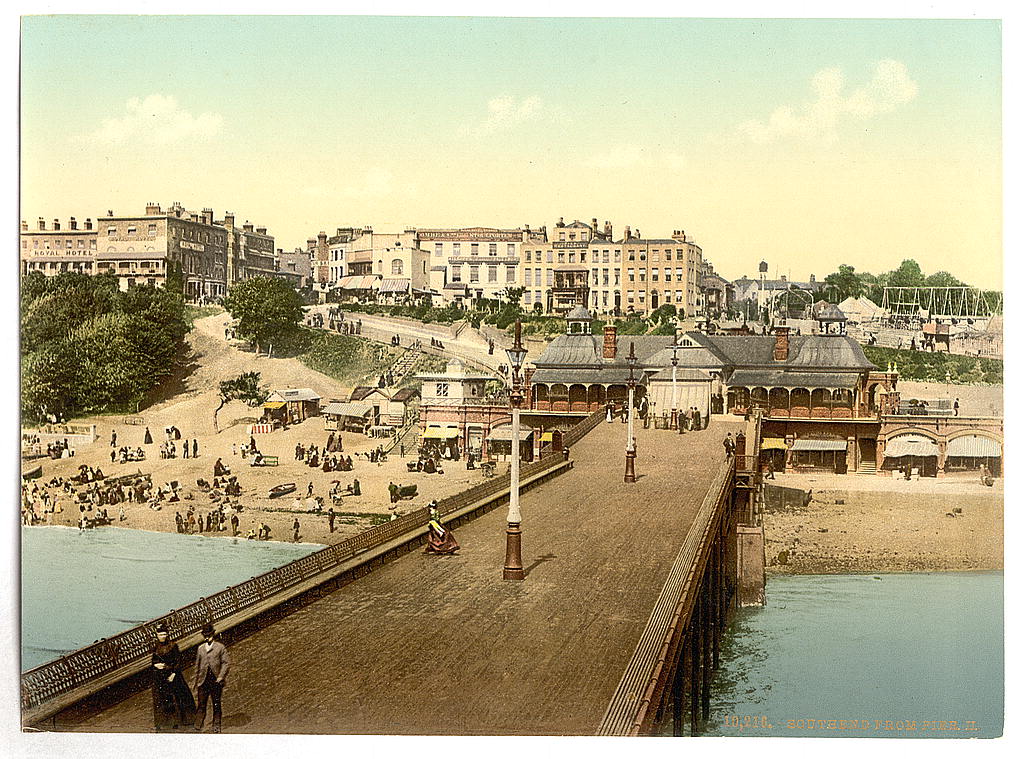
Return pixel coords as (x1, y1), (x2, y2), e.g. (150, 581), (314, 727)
(21, 408), (600, 719)
(597, 458), (735, 736)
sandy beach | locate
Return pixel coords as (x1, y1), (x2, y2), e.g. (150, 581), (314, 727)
(22, 312), (508, 546)
(763, 474), (1003, 574)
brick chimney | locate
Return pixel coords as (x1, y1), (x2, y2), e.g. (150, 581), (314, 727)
(603, 324), (618, 359)
(69, 217), (78, 230)
(773, 327), (790, 361)
(37, 218), (45, 230)
(53, 218), (61, 231)
(256, 226), (267, 235)
(145, 202), (162, 216)
(243, 222), (254, 233)
(84, 218), (93, 230)
(224, 212), (235, 228)
(623, 225), (631, 240)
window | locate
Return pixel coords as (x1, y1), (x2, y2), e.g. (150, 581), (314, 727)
(676, 290), (684, 303)
(471, 243), (479, 256)
(592, 268), (599, 285)
(66, 240), (72, 248)
(489, 243), (497, 256)
(487, 266), (498, 282)
(569, 232), (576, 241)
(525, 269), (533, 286)
(534, 290), (541, 303)
(627, 290), (635, 302)
(557, 251), (565, 263)
(652, 270), (659, 282)
(602, 250), (609, 263)
(546, 250), (553, 263)
(639, 270), (646, 282)
(21, 239), (26, 249)
(436, 383), (449, 397)
(602, 269), (609, 286)
(614, 271), (621, 285)
(507, 244), (516, 256)
(614, 250), (621, 263)
(391, 259), (403, 275)
(435, 243), (443, 257)
(628, 250), (635, 261)
(652, 250), (660, 262)
(546, 270), (553, 286)
(148, 224), (157, 235)
(470, 265), (479, 282)
(639, 252), (647, 261)
(535, 250), (542, 262)
(523, 291), (532, 304)
(664, 268), (671, 282)
(506, 266), (516, 283)
(580, 250), (587, 263)
(127, 226), (137, 235)
(676, 267), (684, 281)
(534, 267), (540, 284)
(638, 290), (646, 302)
(559, 232), (566, 241)
(628, 270), (635, 282)
(568, 252), (576, 264)
(452, 266), (462, 282)
(107, 226), (117, 236)
(453, 243), (461, 255)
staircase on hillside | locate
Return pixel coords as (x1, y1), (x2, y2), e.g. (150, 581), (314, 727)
(387, 350), (421, 386)
(856, 460), (878, 475)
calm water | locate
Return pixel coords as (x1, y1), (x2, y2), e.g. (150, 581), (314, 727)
(21, 526), (322, 672)
(706, 572), (1003, 738)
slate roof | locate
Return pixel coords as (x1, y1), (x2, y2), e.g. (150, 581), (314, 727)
(726, 370), (861, 389)
(272, 388), (321, 402)
(322, 401), (372, 417)
(530, 366), (636, 385)
(648, 368), (714, 382)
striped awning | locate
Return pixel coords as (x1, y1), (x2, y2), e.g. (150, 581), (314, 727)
(760, 438), (788, 451)
(790, 439), (847, 452)
(946, 435), (1001, 458)
(379, 278), (411, 294)
(422, 426), (460, 440)
(336, 275), (379, 290)
(884, 436), (939, 458)
(488, 426), (534, 441)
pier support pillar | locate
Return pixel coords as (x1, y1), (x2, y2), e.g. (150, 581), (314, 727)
(736, 524), (766, 607)
(701, 572), (712, 721)
(690, 611), (700, 735)
(672, 644), (685, 737)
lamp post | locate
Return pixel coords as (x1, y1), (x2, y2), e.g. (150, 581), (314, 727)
(624, 341), (638, 483)
(504, 320), (528, 581)
(670, 340), (681, 431)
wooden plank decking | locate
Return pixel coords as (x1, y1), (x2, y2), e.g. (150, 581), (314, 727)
(63, 418), (741, 735)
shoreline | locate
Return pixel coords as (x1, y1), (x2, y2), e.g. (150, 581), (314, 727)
(21, 523), (328, 549)
(762, 481), (1002, 576)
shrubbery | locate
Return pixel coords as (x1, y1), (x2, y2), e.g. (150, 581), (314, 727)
(21, 272), (189, 422)
(863, 346), (1002, 385)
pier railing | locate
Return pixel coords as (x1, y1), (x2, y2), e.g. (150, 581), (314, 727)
(21, 407), (603, 722)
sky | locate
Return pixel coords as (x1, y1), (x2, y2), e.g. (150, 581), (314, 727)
(19, 15), (1003, 289)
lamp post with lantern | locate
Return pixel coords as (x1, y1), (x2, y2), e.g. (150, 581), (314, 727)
(624, 341), (638, 483)
(503, 320), (528, 581)
(670, 340), (681, 430)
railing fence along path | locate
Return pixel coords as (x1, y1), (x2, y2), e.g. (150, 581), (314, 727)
(21, 408), (604, 721)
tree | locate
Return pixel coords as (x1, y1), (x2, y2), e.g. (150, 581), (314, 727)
(499, 286), (526, 305)
(214, 372), (269, 432)
(887, 259), (925, 289)
(222, 277), (304, 354)
(924, 270), (966, 288)
(824, 264), (864, 302)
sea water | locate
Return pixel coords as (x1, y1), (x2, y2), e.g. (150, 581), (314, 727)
(706, 572), (1003, 738)
(21, 526), (322, 672)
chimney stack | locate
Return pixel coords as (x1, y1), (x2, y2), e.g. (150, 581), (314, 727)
(85, 218), (93, 230)
(202, 208), (214, 225)
(774, 327), (790, 362)
(624, 225), (631, 240)
(256, 227), (267, 235)
(145, 202), (162, 216)
(604, 220), (613, 238)
(603, 324), (618, 359)
(38, 218), (45, 230)
(69, 217), (77, 230)
(243, 222), (254, 233)
(224, 212), (235, 227)
(21, 220), (28, 232)
(53, 218), (61, 231)
(592, 217), (598, 231)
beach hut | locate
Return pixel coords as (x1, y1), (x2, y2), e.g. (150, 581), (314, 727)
(322, 401), (373, 433)
(266, 388), (322, 424)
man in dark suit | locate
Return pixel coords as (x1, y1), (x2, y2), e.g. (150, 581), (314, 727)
(193, 623), (231, 732)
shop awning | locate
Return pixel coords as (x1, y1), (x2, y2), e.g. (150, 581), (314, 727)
(760, 438), (788, 451)
(487, 426), (534, 441)
(322, 401), (371, 417)
(336, 275), (379, 290)
(422, 426), (460, 439)
(263, 401), (286, 409)
(884, 436), (939, 458)
(540, 432), (556, 443)
(790, 439), (847, 452)
(379, 278), (411, 294)
(946, 436), (1002, 458)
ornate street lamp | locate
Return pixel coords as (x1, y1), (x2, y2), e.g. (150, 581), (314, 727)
(503, 320), (528, 581)
(624, 341), (638, 483)
(670, 340), (681, 431)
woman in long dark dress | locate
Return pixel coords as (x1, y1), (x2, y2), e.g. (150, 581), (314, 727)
(151, 623), (196, 731)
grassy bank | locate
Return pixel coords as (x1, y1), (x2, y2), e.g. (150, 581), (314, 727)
(296, 329), (448, 390)
(184, 304), (224, 328)
(863, 346), (1002, 385)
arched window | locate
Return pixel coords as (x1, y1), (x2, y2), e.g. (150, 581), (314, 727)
(391, 258), (404, 275)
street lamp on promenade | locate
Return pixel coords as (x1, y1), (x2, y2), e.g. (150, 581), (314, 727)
(670, 339), (681, 431)
(624, 341), (638, 483)
(503, 320), (528, 581)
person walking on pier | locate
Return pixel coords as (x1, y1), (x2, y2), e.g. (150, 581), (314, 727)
(151, 622), (196, 732)
(723, 433), (735, 458)
(328, 507), (336, 533)
(193, 624), (230, 733)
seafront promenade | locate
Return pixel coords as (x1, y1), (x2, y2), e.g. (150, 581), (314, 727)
(66, 417), (741, 735)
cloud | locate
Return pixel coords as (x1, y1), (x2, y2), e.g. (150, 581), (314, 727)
(737, 59), (918, 144)
(77, 94), (224, 145)
(467, 95), (544, 136)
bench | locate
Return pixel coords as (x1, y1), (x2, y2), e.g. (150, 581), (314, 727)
(251, 456), (279, 467)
